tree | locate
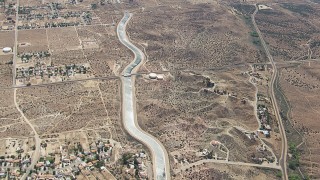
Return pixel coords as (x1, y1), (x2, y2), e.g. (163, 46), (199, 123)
(276, 172), (282, 178)
(250, 31), (259, 37)
(289, 159), (299, 170)
(48, 158), (54, 164)
(94, 161), (104, 169)
(91, 4), (97, 9)
(206, 151), (213, 159)
(288, 143), (300, 170)
(95, 154), (99, 160)
(288, 174), (301, 180)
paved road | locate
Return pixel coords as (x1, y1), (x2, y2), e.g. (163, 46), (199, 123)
(12, 0), (19, 86)
(117, 12), (170, 180)
(251, 5), (288, 180)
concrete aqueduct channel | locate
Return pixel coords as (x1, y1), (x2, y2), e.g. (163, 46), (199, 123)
(117, 12), (170, 180)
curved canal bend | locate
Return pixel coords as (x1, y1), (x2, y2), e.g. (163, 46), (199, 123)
(117, 12), (170, 180)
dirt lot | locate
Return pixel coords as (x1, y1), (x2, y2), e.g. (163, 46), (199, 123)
(0, 122), (33, 138)
(278, 61), (320, 179)
(76, 25), (117, 49)
(0, 31), (14, 48)
(50, 49), (87, 65)
(18, 29), (49, 53)
(0, 89), (20, 127)
(47, 27), (81, 52)
(0, 54), (13, 86)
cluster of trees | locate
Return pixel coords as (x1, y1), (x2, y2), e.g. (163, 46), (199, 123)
(121, 153), (132, 165)
(250, 31), (261, 45)
(288, 143), (300, 170)
(250, 31), (259, 37)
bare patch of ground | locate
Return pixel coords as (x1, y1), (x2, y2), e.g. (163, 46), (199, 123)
(278, 61), (320, 179)
(127, 1), (265, 72)
(174, 162), (281, 179)
(136, 67), (278, 172)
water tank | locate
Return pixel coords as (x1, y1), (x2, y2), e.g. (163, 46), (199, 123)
(3, 47), (12, 53)
(157, 74), (164, 80)
(149, 73), (157, 79)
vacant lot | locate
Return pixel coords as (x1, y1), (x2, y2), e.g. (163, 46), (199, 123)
(0, 89), (20, 125)
(0, 54), (13, 86)
(47, 27), (81, 51)
(18, 29), (48, 53)
(50, 49), (87, 65)
(278, 61), (320, 179)
(0, 31), (14, 48)
(77, 25), (117, 49)
(0, 122), (33, 138)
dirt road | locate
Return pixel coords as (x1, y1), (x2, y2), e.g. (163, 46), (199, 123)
(14, 88), (41, 180)
(251, 5), (288, 180)
(173, 159), (281, 175)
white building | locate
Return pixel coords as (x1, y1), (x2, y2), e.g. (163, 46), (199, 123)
(2, 47), (12, 53)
